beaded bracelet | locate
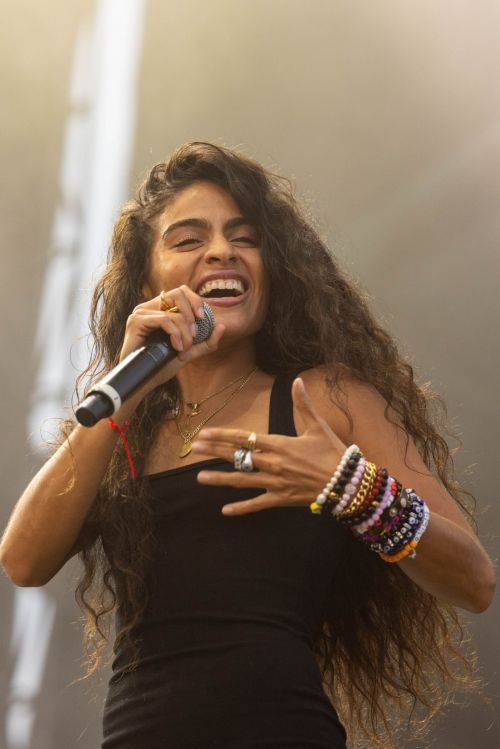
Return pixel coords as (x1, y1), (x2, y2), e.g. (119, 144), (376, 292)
(379, 539), (418, 563)
(352, 476), (396, 533)
(329, 445), (363, 498)
(378, 499), (430, 562)
(310, 445), (361, 514)
(334, 462), (377, 519)
(310, 446), (430, 562)
(361, 490), (410, 543)
(362, 492), (426, 555)
(339, 470), (394, 528)
(331, 456), (366, 514)
(358, 489), (428, 560)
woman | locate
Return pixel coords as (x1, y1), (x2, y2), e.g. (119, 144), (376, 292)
(1, 142), (495, 748)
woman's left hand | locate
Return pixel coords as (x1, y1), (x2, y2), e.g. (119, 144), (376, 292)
(192, 378), (347, 515)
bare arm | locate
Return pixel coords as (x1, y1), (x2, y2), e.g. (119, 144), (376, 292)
(318, 375), (496, 612)
(0, 287), (224, 586)
(0, 395), (142, 587)
(193, 372), (496, 613)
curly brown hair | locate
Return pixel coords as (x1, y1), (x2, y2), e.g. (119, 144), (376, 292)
(69, 142), (477, 748)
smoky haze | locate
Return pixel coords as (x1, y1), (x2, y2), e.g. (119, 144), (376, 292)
(1, 1), (498, 747)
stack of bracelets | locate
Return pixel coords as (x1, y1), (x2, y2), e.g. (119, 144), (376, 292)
(310, 444), (430, 562)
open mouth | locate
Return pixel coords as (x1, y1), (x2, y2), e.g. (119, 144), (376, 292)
(197, 278), (247, 299)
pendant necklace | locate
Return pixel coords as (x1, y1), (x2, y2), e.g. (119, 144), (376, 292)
(175, 367), (258, 458)
(185, 369), (253, 417)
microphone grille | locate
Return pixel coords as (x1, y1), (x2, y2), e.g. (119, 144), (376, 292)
(193, 302), (215, 344)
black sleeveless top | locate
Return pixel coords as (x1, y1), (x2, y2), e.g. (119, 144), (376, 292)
(102, 374), (348, 748)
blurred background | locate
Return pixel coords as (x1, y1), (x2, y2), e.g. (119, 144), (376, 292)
(1, 1), (498, 747)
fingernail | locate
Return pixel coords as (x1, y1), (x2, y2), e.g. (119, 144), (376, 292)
(197, 306), (205, 318)
(197, 471), (209, 482)
(222, 505), (234, 515)
(177, 338), (184, 351)
(191, 323), (197, 336)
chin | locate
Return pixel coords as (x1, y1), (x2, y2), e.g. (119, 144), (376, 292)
(219, 319), (261, 346)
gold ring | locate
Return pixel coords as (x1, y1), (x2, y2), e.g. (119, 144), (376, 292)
(160, 290), (180, 313)
(246, 432), (257, 451)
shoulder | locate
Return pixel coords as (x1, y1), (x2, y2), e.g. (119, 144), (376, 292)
(295, 366), (477, 537)
(296, 365), (389, 446)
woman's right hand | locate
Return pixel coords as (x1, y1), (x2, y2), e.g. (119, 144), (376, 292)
(119, 285), (226, 396)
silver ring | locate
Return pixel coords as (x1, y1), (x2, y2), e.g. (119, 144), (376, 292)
(234, 448), (247, 471)
(234, 447), (254, 472)
(241, 450), (254, 472)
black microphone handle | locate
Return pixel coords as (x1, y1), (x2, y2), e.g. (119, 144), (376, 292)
(75, 303), (215, 428)
(75, 342), (175, 427)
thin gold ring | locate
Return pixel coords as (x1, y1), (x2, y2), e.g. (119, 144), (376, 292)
(246, 432), (257, 451)
(160, 290), (180, 313)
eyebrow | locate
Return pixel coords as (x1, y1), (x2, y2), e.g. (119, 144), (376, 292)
(162, 216), (254, 239)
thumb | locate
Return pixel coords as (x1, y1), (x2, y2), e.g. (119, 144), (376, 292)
(291, 377), (323, 428)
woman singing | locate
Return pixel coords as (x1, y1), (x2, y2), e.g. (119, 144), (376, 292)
(1, 142), (495, 748)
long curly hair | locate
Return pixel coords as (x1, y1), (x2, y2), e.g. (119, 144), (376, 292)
(69, 142), (478, 748)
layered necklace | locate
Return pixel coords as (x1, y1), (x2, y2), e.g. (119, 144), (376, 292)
(175, 367), (258, 458)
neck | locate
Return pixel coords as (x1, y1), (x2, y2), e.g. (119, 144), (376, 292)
(176, 337), (258, 402)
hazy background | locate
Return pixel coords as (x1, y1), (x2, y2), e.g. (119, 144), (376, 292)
(1, 1), (498, 747)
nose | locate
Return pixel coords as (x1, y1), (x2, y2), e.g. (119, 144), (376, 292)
(204, 234), (237, 264)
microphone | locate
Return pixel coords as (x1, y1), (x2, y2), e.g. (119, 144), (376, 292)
(75, 303), (215, 427)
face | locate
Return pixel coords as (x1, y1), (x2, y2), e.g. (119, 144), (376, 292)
(144, 180), (268, 342)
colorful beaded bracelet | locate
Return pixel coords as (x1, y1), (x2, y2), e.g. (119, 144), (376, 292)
(310, 445), (361, 514)
(310, 447), (430, 563)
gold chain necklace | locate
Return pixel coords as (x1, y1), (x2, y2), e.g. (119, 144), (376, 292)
(175, 367), (258, 458)
(185, 370), (252, 417)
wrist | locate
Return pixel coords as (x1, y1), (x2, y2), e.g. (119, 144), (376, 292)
(310, 445), (430, 563)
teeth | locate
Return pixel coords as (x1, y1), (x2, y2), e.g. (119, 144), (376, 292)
(198, 278), (245, 296)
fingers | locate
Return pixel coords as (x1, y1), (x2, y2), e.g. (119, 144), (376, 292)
(158, 285), (206, 320)
(195, 427), (288, 453)
(196, 469), (280, 516)
(197, 468), (270, 489)
(156, 286), (200, 351)
(193, 381), (328, 448)
(178, 322), (226, 363)
(122, 285), (212, 360)
(127, 308), (187, 352)
(192, 438), (279, 474)
(291, 377), (324, 427)
(221, 494), (280, 516)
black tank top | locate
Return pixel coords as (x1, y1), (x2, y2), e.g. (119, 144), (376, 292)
(102, 373), (348, 748)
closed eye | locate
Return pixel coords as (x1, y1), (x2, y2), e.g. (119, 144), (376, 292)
(231, 236), (258, 246)
(174, 236), (203, 248)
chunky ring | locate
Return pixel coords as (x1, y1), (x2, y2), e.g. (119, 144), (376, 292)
(160, 290), (180, 313)
(246, 432), (257, 451)
(234, 448), (247, 471)
(241, 450), (254, 472)
(234, 447), (254, 472)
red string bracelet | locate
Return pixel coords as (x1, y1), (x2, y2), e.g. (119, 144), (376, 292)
(108, 418), (136, 479)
